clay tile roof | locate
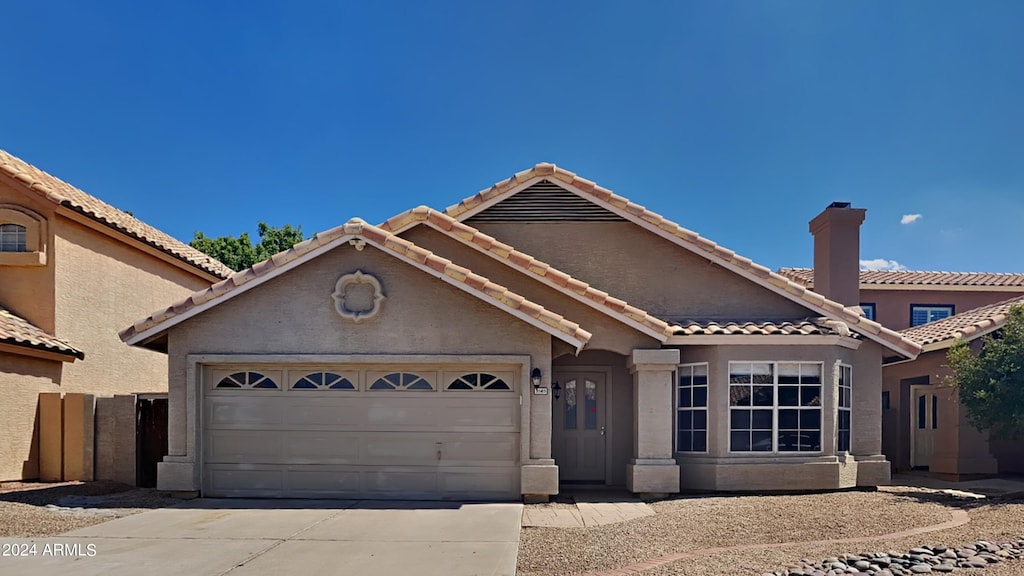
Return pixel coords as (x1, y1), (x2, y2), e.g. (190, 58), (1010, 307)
(0, 149), (233, 279)
(379, 207), (676, 341)
(442, 163), (921, 358)
(778, 268), (1024, 288)
(0, 306), (83, 360)
(900, 294), (1024, 348)
(121, 219), (592, 351)
(673, 319), (853, 337)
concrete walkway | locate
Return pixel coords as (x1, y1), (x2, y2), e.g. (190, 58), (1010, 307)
(0, 499), (523, 576)
(891, 473), (1024, 499)
(522, 491), (654, 528)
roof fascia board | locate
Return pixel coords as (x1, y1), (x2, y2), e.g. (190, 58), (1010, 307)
(416, 219), (668, 342)
(507, 178), (913, 358)
(0, 341), (80, 362)
(665, 334), (861, 349)
(57, 208), (224, 283)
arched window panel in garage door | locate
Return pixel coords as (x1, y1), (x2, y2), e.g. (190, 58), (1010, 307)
(443, 371), (515, 391)
(368, 372), (434, 391)
(291, 371), (357, 390)
(214, 371), (280, 389)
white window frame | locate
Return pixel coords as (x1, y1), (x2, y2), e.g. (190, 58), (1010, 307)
(675, 363), (709, 453)
(837, 364), (852, 453)
(910, 304), (954, 327)
(727, 361), (825, 454)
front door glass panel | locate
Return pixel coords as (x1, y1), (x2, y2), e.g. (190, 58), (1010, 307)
(584, 380), (597, 430)
(564, 379), (577, 430)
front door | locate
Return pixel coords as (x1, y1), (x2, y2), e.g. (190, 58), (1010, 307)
(552, 371), (607, 482)
(911, 386), (938, 469)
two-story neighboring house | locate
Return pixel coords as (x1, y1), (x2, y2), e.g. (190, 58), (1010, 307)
(0, 149), (232, 482)
(780, 224), (1024, 480)
(120, 165), (921, 501)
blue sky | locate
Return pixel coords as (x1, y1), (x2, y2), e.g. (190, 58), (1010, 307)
(2, 1), (1022, 272)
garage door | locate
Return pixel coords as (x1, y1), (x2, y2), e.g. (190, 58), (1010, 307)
(202, 364), (521, 500)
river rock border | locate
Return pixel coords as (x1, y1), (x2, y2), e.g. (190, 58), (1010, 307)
(763, 538), (1024, 575)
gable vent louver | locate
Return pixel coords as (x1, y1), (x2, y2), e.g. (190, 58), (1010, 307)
(466, 180), (627, 222)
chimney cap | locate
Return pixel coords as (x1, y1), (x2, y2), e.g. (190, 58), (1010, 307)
(828, 201), (852, 209)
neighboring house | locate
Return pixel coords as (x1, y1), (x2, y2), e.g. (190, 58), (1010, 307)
(780, 224), (1024, 480)
(884, 296), (1024, 478)
(0, 149), (232, 482)
(121, 164), (920, 501)
(777, 268), (1024, 331)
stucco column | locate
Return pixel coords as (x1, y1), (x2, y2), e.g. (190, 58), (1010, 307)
(521, 356), (558, 500)
(626, 349), (680, 495)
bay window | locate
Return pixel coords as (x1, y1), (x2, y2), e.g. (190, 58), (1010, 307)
(676, 363), (708, 452)
(729, 362), (822, 453)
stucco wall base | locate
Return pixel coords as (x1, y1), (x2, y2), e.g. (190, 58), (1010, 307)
(930, 455), (999, 478)
(626, 459), (680, 494)
(521, 462), (559, 497)
(678, 457), (891, 492)
(853, 457), (891, 487)
(157, 460), (198, 492)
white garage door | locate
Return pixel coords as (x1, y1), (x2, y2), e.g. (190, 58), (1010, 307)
(202, 364), (521, 500)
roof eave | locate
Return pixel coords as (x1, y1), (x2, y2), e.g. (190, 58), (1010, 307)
(0, 340), (83, 362)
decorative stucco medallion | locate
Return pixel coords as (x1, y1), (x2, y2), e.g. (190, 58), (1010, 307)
(332, 270), (385, 322)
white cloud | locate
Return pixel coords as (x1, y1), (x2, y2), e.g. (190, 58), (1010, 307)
(901, 213), (923, 225)
(860, 258), (907, 271)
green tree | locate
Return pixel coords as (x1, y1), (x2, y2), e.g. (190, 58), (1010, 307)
(190, 222), (304, 271)
(946, 304), (1024, 439)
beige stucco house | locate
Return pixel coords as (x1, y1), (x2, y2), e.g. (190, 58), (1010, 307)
(122, 165), (921, 500)
(0, 149), (232, 482)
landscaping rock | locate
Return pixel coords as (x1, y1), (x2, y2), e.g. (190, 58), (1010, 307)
(763, 538), (1023, 576)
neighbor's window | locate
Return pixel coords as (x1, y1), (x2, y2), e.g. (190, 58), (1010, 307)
(860, 303), (876, 321)
(729, 362), (822, 453)
(676, 363), (708, 452)
(0, 223), (26, 252)
(910, 305), (954, 327)
(837, 364), (852, 452)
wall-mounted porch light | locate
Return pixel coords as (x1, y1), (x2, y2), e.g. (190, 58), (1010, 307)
(531, 368), (550, 396)
(551, 381), (561, 401)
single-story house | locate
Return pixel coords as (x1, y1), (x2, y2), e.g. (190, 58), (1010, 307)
(0, 149), (231, 482)
(777, 268), (1024, 330)
(121, 164), (921, 500)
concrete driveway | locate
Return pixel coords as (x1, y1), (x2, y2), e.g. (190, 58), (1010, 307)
(0, 499), (522, 576)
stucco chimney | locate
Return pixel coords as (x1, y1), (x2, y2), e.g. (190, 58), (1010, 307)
(809, 202), (866, 307)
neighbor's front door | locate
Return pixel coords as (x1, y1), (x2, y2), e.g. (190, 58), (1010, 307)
(552, 371), (607, 482)
(911, 386), (938, 469)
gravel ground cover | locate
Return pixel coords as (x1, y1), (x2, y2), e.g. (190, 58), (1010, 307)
(0, 481), (180, 537)
(518, 487), (1024, 576)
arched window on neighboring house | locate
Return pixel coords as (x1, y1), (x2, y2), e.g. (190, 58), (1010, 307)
(0, 223), (27, 252)
(0, 206), (46, 265)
